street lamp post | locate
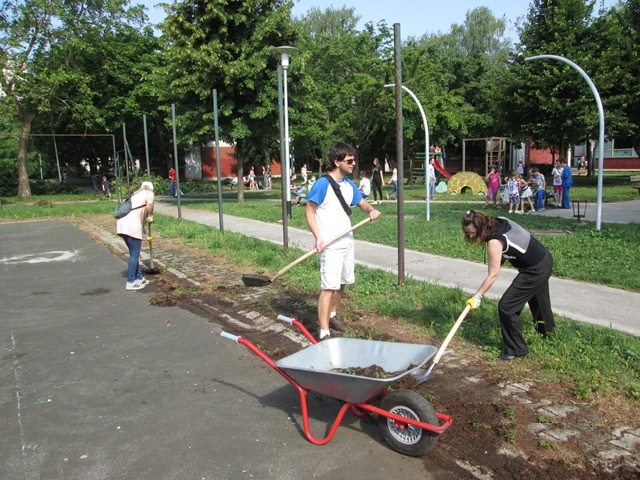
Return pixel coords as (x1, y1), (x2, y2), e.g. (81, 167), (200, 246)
(274, 46), (297, 222)
(524, 54), (604, 230)
(384, 84), (431, 221)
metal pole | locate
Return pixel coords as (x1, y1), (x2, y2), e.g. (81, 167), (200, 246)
(143, 115), (151, 183)
(525, 54), (604, 230)
(384, 84), (430, 221)
(283, 65), (292, 219)
(53, 133), (61, 183)
(277, 65), (288, 252)
(112, 135), (118, 201)
(171, 104), (182, 220)
(122, 123), (130, 188)
(393, 23), (405, 285)
(213, 89), (224, 232)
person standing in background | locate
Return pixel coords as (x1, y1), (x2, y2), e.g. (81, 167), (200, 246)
(370, 157), (385, 205)
(483, 165), (502, 209)
(551, 161), (563, 207)
(427, 158), (436, 200)
(168, 167), (177, 197)
(358, 171), (371, 200)
(560, 160), (573, 209)
(386, 162), (398, 201)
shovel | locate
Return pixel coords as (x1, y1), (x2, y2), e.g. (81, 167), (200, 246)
(411, 304), (472, 385)
(144, 219), (161, 275)
(242, 218), (371, 287)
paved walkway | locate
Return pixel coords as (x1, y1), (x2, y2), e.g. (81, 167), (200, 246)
(153, 200), (640, 337)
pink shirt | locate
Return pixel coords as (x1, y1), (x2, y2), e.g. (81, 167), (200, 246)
(116, 189), (154, 239)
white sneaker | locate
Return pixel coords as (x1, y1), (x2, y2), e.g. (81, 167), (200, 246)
(126, 281), (146, 291)
(138, 277), (149, 286)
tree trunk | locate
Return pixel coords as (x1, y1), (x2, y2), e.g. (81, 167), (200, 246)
(17, 109), (36, 197)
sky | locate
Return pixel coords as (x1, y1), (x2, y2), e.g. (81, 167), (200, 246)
(142, 1), (619, 42)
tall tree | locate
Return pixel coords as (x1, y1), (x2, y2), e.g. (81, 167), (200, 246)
(590, 0), (640, 156)
(0, 0), (145, 196)
(414, 7), (511, 146)
(292, 7), (393, 168)
(502, 0), (598, 158)
(156, 0), (297, 201)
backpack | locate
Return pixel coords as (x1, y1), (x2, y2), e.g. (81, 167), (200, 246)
(113, 198), (145, 219)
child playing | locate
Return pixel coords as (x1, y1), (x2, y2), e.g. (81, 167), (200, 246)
(506, 170), (520, 214)
(358, 171), (371, 200)
(519, 174), (535, 213)
(483, 165), (502, 209)
(101, 175), (111, 198)
(531, 168), (546, 212)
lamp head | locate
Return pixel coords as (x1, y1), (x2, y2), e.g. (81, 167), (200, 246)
(273, 45), (298, 68)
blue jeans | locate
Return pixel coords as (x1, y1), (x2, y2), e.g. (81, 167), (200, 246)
(561, 187), (571, 208)
(122, 235), (143, 283)
(388, 180), (398, 198)
(169, 181), (176, 197)
(534, 190), (545, 210)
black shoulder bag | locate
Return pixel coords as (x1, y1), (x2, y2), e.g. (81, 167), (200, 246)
(324, 175), (352, 216)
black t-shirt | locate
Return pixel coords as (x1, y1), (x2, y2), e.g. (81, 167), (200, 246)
(489, 218), (547, 269)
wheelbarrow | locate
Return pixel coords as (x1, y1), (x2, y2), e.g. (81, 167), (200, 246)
(220, 315), (453, 457)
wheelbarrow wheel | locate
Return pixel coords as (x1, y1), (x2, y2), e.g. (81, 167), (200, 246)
(378, 390), (439, 456)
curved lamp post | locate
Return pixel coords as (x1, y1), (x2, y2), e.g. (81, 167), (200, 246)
(384, 84), (431, 221)
(524, 54), (604, 230)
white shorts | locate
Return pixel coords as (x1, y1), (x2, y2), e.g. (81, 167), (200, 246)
(319, 243), (355, 290)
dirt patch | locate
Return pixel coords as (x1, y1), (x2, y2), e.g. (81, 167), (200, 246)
(81, 216), (639, 480)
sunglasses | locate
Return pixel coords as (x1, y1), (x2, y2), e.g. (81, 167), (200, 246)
(341, 159), (356, 165)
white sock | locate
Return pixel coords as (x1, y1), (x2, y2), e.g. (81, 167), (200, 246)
(330, 311), (336, 318)
(320, 329), (331, 339)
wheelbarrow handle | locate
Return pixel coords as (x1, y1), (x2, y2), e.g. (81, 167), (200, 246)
(277, 315), (294, 325)
(220, 331), (240, 343)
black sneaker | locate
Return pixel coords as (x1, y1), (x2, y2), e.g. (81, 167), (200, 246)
(329, 316), (347, 332)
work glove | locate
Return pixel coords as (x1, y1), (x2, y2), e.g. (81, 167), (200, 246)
(147, 236), (153, 242)
(146, 216), (153, 224)
(466, 292), (482, 310)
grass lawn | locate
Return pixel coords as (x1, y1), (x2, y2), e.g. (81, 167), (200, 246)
(1, 170), (639, 402)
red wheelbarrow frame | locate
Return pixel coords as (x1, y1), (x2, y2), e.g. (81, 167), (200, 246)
(220, 316), (453, 447)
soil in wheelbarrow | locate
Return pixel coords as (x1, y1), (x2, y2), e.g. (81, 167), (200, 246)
(331, 365), (419, 390)
(80, 215), (640, 480)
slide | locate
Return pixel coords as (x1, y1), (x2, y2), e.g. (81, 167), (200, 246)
(433, 159), (452, 179)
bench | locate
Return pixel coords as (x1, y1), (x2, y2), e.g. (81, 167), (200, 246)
(630, 175), (640, 195)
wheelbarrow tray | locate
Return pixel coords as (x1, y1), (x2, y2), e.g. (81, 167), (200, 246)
(275, 338), (437, 404)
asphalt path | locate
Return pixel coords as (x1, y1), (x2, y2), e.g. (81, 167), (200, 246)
(0, 220), (456, 480)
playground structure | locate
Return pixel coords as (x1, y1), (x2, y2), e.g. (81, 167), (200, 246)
(447, 171), (488, 196)
(411, 139), (504, 195)
(462, 137), (507, 175)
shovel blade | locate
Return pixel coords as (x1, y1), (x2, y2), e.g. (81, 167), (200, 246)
(242, 274), (273, 287)
(410, 364), (436, 386)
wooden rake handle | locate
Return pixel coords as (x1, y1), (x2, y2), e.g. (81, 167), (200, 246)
(431, 304), (472, 366)
(271, 217), (372, 281)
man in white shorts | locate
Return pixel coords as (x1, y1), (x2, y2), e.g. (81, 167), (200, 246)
(305, 143), (381, 340)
